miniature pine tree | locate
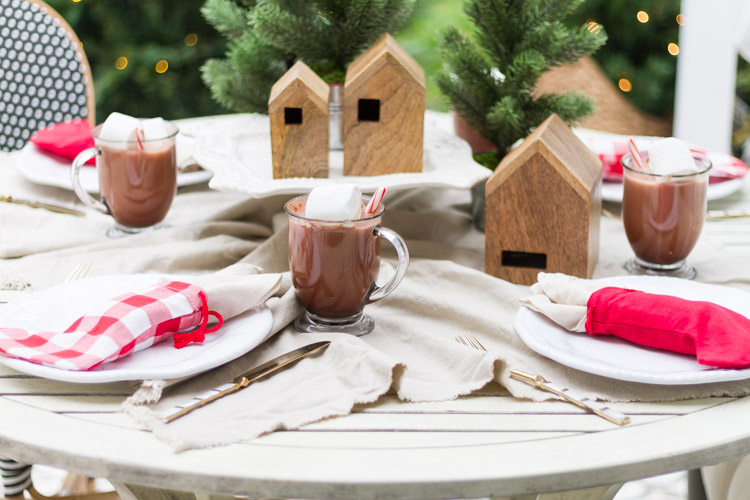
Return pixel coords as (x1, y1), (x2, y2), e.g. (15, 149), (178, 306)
(437, 0), (607, 169)
(201, 0), (416, 114)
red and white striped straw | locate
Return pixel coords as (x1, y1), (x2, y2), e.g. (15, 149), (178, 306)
(627, 136), (648, 172)
(365, 186), (387, 214)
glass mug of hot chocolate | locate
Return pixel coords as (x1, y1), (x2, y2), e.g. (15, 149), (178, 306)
(621, 138), (711, 279)
(285, 184), (409, 336)
(71, 113), (178, 238)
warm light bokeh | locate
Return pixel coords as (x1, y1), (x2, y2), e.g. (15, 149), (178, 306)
(586, 21), (602, 34)
(668, 43), (679, 56)
(184, 33), (198, 46)
(155, 60), (169, 73)
(637, 11), (649, 23)
(618, 78), (632, 92)
(676, 14), (685, 25)
(115, 56), (128, 70)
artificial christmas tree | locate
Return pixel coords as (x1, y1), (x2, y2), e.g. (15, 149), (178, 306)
(201, 0), (416, 115)
(437, 0), (607, 170)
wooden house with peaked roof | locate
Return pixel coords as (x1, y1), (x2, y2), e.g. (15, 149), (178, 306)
(343, 33), (425, 176)
(269, 61), (329, 179)
(485, 114), (602, 285)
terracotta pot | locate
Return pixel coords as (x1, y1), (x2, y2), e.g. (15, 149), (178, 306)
(452, 112), (496, 154)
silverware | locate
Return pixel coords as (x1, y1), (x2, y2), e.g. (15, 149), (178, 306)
(706, 209), (750, 220)
(0, 264), (93, 305)
(454, 333), (630, 426)
(158, 341), (332, 423)
(509, 370), (630, 426)
(0, 195), (85, 216)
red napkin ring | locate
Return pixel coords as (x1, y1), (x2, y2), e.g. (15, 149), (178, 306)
(586, 287), (750, 369)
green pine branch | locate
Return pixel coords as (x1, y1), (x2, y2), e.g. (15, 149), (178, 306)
(439, 0), (607, 167)
(202, 0), (416, 113)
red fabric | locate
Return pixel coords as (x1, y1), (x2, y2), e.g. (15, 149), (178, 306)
(0, 281), (224, 371)
(586, 287), (750, 368)
(28, 118), (95, 165)
(573, 130), (749, 183)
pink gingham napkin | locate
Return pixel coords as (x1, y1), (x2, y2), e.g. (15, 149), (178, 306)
(573, 129), (749, 182)
(0, 280), (217, 370)
(0, 265), (282, 371)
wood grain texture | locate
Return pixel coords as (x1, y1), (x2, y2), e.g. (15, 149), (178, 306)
(269, 61), (329, 179)
(343, 34), (425, 176)
(485, 114), (602, 285)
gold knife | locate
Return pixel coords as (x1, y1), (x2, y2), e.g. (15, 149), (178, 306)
(510, 369), (631, 426)
(158, 341), (331, 423)
(0, 195), (85, 216)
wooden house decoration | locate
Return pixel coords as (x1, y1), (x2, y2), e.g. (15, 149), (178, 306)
(485, 114), (602, 285)
(343, 33), (425, 176)
(269, 61), (329, 179)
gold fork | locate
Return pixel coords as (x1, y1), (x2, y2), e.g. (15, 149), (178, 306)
(454, 332), (630, 426)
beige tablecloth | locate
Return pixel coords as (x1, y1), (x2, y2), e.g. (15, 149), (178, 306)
(3, 149), (750, 451)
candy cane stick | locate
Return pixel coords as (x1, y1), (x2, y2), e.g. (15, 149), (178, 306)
(135, 127), (145, 151)
(628, 136), (649, 172)
(365, 186), (387, 214)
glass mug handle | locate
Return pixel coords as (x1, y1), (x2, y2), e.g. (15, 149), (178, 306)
(366, 226), (409, 304)
(71, 147), (109, 214)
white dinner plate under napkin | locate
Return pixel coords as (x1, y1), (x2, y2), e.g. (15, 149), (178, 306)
(0, 274), (273, 383)
(515, 275), (750, 385)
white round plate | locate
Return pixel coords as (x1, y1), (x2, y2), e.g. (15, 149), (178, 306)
(0, 274), (273, 383)
(602, 178), (745, 203)
(15, 141), (213, 194)
(515, 275), (750, 385)
(192, 112), (492, 198)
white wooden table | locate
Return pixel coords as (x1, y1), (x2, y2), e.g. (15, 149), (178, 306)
(2, 140), (750, 500)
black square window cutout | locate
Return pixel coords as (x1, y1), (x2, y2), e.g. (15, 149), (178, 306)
(501, 250), (547, 269)
(284, 107), (303, 124)
(358, 99), (380, 122)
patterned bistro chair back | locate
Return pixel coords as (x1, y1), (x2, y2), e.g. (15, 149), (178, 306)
(0, 0), (95, 152)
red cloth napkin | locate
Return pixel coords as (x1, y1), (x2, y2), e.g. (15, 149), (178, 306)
(28, 118), (95, 165)
(573, 129), (749, 183)
(586, 287), (750, 368)
(0, 281), (222, 371)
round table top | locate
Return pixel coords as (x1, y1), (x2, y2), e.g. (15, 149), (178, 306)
(2, 376), (750, 499)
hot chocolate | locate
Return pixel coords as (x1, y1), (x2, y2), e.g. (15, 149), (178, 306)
(71, 116), (179, 238)
(286, 198), (381, 319)
(622, 173), (707, 265)
(98, 144), (177, 229)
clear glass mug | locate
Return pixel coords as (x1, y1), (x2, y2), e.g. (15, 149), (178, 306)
(71, 121), (179, 238)
(621, 152), (711, 279)
(285, 194), (409, 336)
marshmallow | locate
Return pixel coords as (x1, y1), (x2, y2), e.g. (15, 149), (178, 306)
(648, 138), (698, 176)
(98, 112), (140, 146)
(139, 117), (171, 141)
(305, 184), (362, 221)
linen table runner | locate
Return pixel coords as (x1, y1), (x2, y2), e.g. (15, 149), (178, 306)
(3, 177), (750, 452)
(125, 203), (750, 451)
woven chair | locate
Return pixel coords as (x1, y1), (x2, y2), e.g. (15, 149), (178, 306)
(0, 0), (95, 152)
